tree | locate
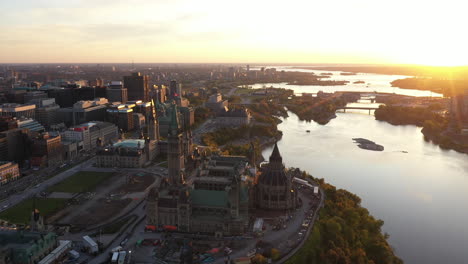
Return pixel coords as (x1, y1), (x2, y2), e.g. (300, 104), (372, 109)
(252, 254), (267, 264)
(271, 248), (281, 260)
(5, 173), (13, 183)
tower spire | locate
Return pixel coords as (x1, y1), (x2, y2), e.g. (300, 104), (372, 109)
(167, 102), (184, 185)
(169, 103), (180, 136)
(269, 141), (282, 163)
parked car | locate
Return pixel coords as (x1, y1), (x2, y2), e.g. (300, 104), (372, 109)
(120, 238), (129, 246)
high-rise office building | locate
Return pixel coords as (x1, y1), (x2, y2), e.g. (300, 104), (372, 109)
(32, 98), (61, 129)
(123, 72), (149, 101)
(58, 98), (108, 126)
(169, 80), (180, 100)
(106, 81), (128, 103)
(106, 105), (135, 132)
(0, 128), (31, 165)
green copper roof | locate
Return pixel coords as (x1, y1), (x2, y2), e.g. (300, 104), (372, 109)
(113, 139), (145, 149)
(190, 189), (229, 208)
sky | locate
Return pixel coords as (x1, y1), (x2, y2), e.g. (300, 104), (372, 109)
(0, 0), (467, 65)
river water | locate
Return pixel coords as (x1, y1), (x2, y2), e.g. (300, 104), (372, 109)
(258, 67), (467, 264)
(248, 66), (442, 97)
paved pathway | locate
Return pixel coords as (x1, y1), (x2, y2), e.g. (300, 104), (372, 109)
(0, 157), (96, 212)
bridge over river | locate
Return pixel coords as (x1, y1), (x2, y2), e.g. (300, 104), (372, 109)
(336, 105), (380, 114)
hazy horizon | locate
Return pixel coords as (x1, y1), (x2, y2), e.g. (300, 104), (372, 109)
(1, 0), (467, 66)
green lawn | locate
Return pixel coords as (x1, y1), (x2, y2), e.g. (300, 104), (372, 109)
(0, 198), (68, 224)
(47, 171), (115, 193)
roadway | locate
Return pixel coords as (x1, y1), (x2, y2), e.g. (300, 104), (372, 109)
(0, 157), (96, 213)
(88, 200), (149, 264)
(212, 186), (323, 264)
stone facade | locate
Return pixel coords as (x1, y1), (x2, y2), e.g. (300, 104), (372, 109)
(0, 162), (20, 185)
(255, 143), (297, 210)
(96, 139), (157, 168)
(216, 107), (251, 126)
(146, 155), (251, 236)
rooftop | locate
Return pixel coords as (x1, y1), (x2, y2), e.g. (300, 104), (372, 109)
(190, 189), (229, 208)
(0, 231), (56, 248)
(113, 139), (146, 149)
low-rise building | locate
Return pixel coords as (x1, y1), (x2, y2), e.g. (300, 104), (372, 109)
(205, 93), (228, 111)
(0, 103), (36, 119)
(62, 121), (118, 151)
(0, 161), (20, 184)
(31, 133), (63, 167)
(24, 91), (48, 104)
(96, 139), (157, 168)
(37, 240), (72, 264)
(58, 98), (108, 126)
(216, 107), (251, 126)
(0, 231), (57, 264)
(15, 118), (45, 134)
(62, 141), (78, 161)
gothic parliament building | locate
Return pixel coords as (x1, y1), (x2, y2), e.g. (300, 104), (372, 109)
(145, 101), (298, 236)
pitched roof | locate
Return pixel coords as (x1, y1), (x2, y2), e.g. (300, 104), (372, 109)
(269, 142), (282, 163)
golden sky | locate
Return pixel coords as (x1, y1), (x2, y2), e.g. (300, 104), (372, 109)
(0, 0), (467, 66)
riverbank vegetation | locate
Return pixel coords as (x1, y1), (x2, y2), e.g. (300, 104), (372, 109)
(288, 80), (349, 86)
(248, 99), (288, 125)
(287, 173), (403, 264)
(192, 107), (212, 129)
(304, 65), (468, 80)
(287, 95), (348, 125)
(201, 124), (281, 147)
(391, 78), (468, 96)
(227, 71), (354, 88)
(374, 105), (445, 126)
(375, 105), (468, 153)
(202, 95), (289, 160)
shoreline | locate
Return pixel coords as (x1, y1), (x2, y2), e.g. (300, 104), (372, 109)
(374, 105), (468, 155)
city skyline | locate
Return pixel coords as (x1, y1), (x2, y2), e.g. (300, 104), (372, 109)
(1, 0), (467, 66)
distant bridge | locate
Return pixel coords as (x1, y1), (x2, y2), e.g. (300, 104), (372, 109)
(336, 106), (380, 115)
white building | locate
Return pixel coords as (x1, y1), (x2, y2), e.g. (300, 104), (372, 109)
(62, 121), (118, 151)
(0, 103), (36, 118)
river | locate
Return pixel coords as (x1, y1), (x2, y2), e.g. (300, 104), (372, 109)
(248, 66), (442, 97)
(255, 66), (466, 264)
(261, 112), (468, 264)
